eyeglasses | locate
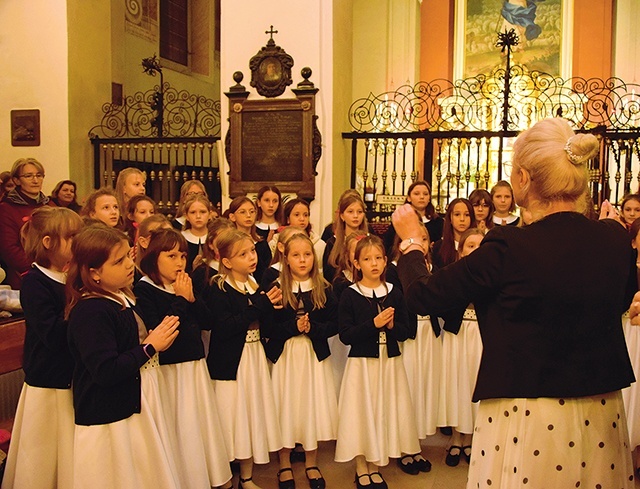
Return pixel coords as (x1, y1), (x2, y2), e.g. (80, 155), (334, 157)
(235, 209), (256, 216)
(19, 173), (45, 180)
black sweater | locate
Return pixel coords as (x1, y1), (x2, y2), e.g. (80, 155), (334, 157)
(133, 278), (209, 365)
(21, 266), (74, 388)
(67, 297), (150, 425)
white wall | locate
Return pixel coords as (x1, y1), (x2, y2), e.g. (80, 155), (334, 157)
(614, 0), (640, 83)
(220, 0), (334, 232)
(0, 0), (70, 195)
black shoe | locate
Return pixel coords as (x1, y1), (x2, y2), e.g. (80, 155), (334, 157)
(440, 426), (453, 436)
(238, 476), (252, 489)
(396, 455), (419, 475)
(305, 466), (325, 489)
(290, 444), (306, 463)
(462, 445), (472, 464)
(412, 454), (432, 472)
(369, 471), (388, 489)
(278, 468), (296, 489)
(355, 473), (372, 489)
(445, 445), (461, 467)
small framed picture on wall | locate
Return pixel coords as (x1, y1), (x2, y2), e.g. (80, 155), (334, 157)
(11, 109), (41, 146)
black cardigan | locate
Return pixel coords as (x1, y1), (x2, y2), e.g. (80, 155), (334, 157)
(67, 297), (150, 425)
(398, 212), (636, 401)
(133, 279), (209, 365)
(262, 285), (339, 363)
(338, 283), (413, 358)
(203, 281), (271, 380)
(21, 266), (74, 388)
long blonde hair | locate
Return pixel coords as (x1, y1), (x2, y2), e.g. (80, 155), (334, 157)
(211, 228), (255, 291)
(327, 191), (368, 269)
(279, 233), (328, 310)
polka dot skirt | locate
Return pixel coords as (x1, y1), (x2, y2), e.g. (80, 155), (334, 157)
(467, 391), (634, 488)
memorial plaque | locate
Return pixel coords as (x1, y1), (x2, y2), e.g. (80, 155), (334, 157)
(241, 110), (303, 182)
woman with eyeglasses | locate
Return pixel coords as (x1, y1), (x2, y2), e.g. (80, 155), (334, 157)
(468, 189), (495, 234)
(0, 158), (53, 288)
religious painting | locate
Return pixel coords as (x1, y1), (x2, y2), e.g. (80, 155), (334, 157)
(125, 0), (158, 42)
(454, 0), (572, 80)
(11, 109), (40, 147)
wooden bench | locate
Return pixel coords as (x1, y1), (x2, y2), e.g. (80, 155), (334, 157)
(0, 318), (25, 376)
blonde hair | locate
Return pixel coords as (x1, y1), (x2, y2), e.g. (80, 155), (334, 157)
(270, 226), (306, 265)
(512, 118), (599, 209)
(21, 207), (83, 268)
(211, 229), (254, 290)
(10, 157), (45, 180)
(279, 233), (328, 310)
(176, 180), (208, 217)
(334, 231), (367, 281)
(115, 167), (145, 210)
(182, 194), (214, 230)
(65, 225), (133, 317)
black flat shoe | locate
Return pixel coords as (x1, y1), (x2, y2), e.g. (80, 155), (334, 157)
(396, 454), (419, 475)
(412, 454), (432, 472)
(446, 445), (462, 467)
(238, 476), (252, 489)
(290, 443), (306, 463)
(369, 471), (388, 489)
(355, 473), (372, 489)
(277, 467), (296, 489)
(462, 445), (472, 464)
(305, 466), (325, 489)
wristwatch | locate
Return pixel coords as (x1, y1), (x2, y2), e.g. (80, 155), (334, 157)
(399, 237), (425, 253)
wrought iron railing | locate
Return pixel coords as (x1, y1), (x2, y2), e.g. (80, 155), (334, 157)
(343, 30), (640, 219)
(89, 56), (222, 214)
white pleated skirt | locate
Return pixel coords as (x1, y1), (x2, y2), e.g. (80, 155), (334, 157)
(72, 355), (182, 489)
(328, 334), (349, 400)
(468, 391), (634, 489)
(438, 311), (483, 434)
(401, 315), (442, 439)
(1, 385), (74, 489)
(335, 339), (421, 466)
(622, 312), (640, 449)
(157, 359), (232, 487)
(272, 335), (338, 449)
(213, 334), (282, 464)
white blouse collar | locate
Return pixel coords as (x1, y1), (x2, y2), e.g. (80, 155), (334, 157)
(225, 276), (258, 294)
(256, 221), (280, 231)
(292, 278), (313, 293)
(349, 282), (393, 297)
(181, 229), (206, 244)
(493, 214), (518, 225)
(208, 259), (220, 270)
(139, 275), (175, 294)
(34, 263), (66, 284)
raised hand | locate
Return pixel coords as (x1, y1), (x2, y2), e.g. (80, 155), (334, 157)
(265, 285), (284, 309)
(174, 271), (195, 302)
(373, 307), (395, 329)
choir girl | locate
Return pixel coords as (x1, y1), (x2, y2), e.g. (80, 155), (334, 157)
(181, 193), (214, 273)
(135, 228), (233, 489)
(263, 233), (339, 489)
(2, 207), (83, 489)
(619, 193), (640, 230)
(123, 194), (157, 249)
(623, 217), (640, 477)
(171, 179), (208, 230)
(65, 224), (181, 489)
(255, 185), (283, 242)
(490, 180), (520, 226)
(440, 227), (484, 467)
(227, 195), (273, 283)
(203, 229), (283, 489)
(387, 226), (437, 475)
(259, 225), (305, 290)
(80, 187), (120, 227)
(114, 167), (146, 213)
(335, 235), (420, 489)
(383, 180), (444, 254)
(274, 198), (325, 272)
(431, 198), (476, 269)
(323, 190), (368, 283)
(468, 188), (495, 234)
(191, 217), (236, 296)
(135, 213), (172, 267)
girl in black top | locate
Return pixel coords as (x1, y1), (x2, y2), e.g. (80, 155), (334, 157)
(255, 185), (284, 242)
(431, 198), (476, 269)
(180, 193), (214, 273)
(135, 228), (232, 489)
(203, 228), (283, 489)
(2, 207), (82, 488)
(335, 235), (420, 489)
(264, 233), (339, 489)
(66, 224), (180, 489)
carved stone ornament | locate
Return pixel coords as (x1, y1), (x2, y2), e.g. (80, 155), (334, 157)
(249, 26), (294, 98)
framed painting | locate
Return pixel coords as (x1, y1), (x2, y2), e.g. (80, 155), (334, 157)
(11, 109), (40, 147)
(454, 0), (574, 80)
